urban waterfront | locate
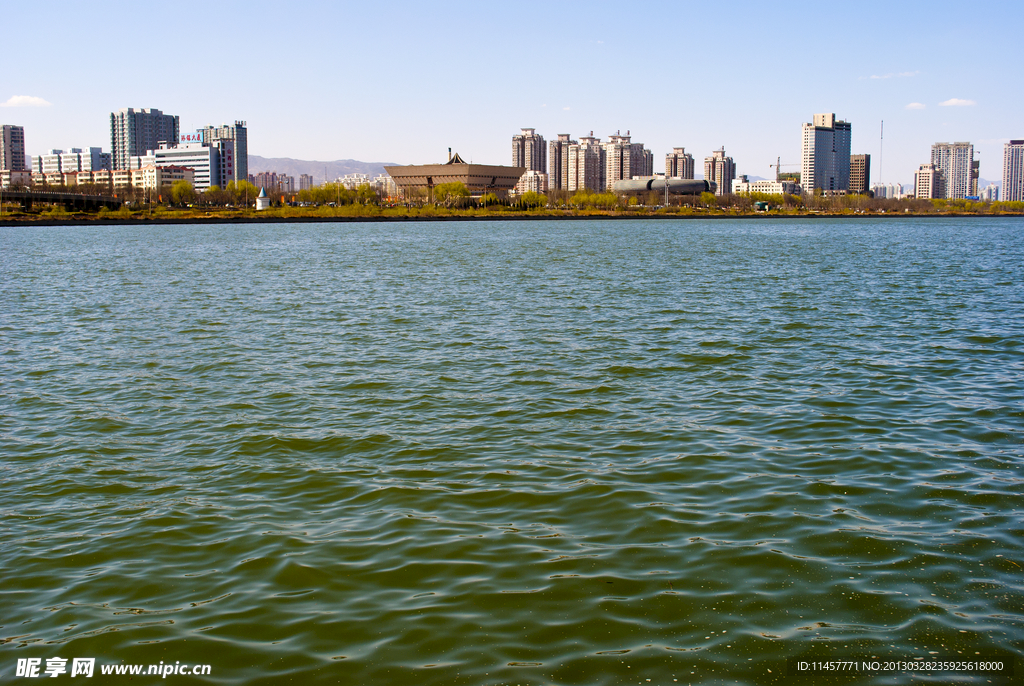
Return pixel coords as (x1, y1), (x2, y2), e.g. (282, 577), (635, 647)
(2, 218), (1022, 685)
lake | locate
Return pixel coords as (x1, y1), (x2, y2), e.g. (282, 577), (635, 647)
(2, 218), (1021, 684)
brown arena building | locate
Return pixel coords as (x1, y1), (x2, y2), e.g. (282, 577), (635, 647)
(385, 152), (525, 199)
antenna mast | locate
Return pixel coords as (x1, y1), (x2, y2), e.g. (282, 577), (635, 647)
(880, 120), (884, 187)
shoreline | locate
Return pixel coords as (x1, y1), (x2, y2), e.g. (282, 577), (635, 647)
(2, 211), (1022, 227)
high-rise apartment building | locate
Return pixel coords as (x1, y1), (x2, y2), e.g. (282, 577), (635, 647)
(914, 163), (942, 199)
(665, 148), (694, 179)
(801, 113), (852, 194)
(704, 147), (736, 196)
(567, 133), (605, 192)
(512, 128), (546, 173)
(604, 131), (652, 189)
(199, 122), (248, 184)
(1, 125), (26, 170)
(299, 174), (314, 191)
(849, 154), (870, 194)
(930, 142), (974, 200)
(110, 108), (180, 170)
(548, 134), (577, 191)
(1004, 140), (1024, 202)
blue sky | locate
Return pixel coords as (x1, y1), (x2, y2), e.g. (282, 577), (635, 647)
(3, 0), (1019, 186)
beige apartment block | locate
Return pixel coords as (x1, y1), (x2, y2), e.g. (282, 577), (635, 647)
(1003, 140), (1024, 202)
(914, 163), (942, 199)
(704, 147), (736, 196)
(512, 128), (547, 173)
(666, 148), (694, 179)
(548, 134), (577, 191)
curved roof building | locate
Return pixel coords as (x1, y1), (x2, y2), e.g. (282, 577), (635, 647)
(385, 153), (525, 198)
(612, 177), (715, 195)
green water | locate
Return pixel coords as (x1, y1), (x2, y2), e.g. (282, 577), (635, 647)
(2, 218), (1021, 685)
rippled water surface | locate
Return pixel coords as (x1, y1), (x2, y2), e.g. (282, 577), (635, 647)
(2, 218), (1023, 684)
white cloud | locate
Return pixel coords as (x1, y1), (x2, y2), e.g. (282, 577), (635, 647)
(563, 106), (570, 111)
(939, 98), (976, 107)
(1, 95), (52, 107)
(905, 102), (926, 110)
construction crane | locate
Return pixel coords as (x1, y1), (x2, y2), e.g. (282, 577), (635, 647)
(769, 157), (799, 182)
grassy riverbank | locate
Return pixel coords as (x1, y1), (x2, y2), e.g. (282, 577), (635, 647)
(2, 201), (1023, 225)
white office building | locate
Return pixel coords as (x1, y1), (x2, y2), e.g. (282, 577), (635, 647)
(801, 113), (852, 194)
(732, 177), (800, 195)
(151, 143), (220, 189)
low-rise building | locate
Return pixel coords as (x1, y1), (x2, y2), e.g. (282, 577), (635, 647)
(113, 169), (132, 191)
(870, 182), (904, 199)
(339, 173), (371, 189)
(130, 165), (195, 192)
(373, 174), (397, 197)
(732, 176), (801, 195)
(515, 170), (548, 194)
(0, 169), (32, 187)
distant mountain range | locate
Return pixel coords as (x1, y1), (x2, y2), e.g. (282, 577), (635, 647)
(247, 155), (399, 186)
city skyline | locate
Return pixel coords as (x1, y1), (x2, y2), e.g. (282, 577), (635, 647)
(2, 0), (1019, 185)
